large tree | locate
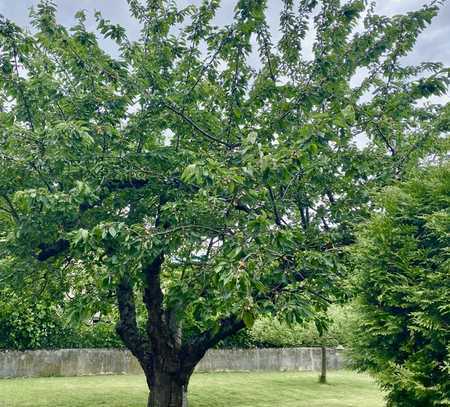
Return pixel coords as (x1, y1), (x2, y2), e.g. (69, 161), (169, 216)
(0, 1), (448, 406)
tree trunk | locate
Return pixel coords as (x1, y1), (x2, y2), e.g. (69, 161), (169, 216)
(319, 346), (327, 384)
(147, 371), (189, 407)
(115, 256), (245, 407)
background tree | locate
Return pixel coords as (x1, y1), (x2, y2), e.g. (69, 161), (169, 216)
(350, 163), (449, 407)
(0, 1), (448, 406)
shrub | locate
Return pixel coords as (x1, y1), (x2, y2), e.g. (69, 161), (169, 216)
(0, 289), (123, 350)
(350, 164), (450, 407)
(0, 289), (74, 350)
(221, 305), (354, 349)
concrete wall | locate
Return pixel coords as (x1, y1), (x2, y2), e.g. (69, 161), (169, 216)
(0, 348), (345, 378)
(197, 348), (344, 372)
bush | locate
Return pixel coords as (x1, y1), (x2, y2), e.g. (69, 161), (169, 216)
(221, 305), (354, 349)
(0, 289), (122, 350)
(350, 164), (450, 407)
(0, 289), (69, 350)
(76, 322), (124, 349)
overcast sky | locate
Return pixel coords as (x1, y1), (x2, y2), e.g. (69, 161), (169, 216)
(1, 0), (449, 68)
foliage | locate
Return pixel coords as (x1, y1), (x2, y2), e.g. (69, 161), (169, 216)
(349, 164), (450, 407)
(0, 289), (71, 351)
(0, 297), (351, 350)
(0, 289), (123, 350)
(250, 305), (354, 348)
(76, 322), (124, 349)
(0, 0), (448, 402)
(223, 305), (354, 348)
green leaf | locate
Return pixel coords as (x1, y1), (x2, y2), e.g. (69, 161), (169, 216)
(242, 310), (255, 329)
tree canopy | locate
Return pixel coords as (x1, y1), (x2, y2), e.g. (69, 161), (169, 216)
(0, 1), (448, 406)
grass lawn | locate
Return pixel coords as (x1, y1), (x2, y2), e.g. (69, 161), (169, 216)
(0, 370), (384, 407)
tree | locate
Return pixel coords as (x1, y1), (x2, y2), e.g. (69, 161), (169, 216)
(0, 1), (448, 406)
(350, 164), (450, 407)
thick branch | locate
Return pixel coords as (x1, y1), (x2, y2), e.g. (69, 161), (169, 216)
(299, 207), (308, 230)
(181, 316), (245, 367)
(141, 253), (180, 354)
(36, 239), (70, 261)
(268, 186), (286, 228)
(143, 253), (165, 322)
(34, 177), (192, 263)
(105, 179), (150, 190)
(116, 277), (152, 369)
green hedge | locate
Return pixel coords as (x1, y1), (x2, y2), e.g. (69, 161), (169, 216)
(221, 305), (353, 349)
(0, 289), (122, 351)
(0, 288), (352, 350)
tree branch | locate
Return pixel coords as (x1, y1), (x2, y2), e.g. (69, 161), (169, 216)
(181, 316), (245, 367)
(375, 125), (396, 156)
(268, 186), (285, 228)
(162, 102), (237, 148)
(142, 253), (165, 324)
(105, 178), (150, 190)
(0, 194), (19, 221)
(36, 239), (70, 261)
(116, 276), (152, 370)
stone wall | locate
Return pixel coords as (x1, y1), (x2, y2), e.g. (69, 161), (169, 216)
(198, 348), (344, 372)
(0, 347), (345, 378)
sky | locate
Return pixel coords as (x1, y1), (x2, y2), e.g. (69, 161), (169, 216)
(1, 0), (449, 69)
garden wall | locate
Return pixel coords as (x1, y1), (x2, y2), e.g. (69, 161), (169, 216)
(0, 348), (345, 378)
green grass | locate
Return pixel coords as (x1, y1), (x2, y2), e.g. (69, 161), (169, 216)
(0, 370), (384, 407)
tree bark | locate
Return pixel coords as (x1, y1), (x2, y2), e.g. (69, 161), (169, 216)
(147, 370), (189, 407)
(319, 346), (327, 384)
